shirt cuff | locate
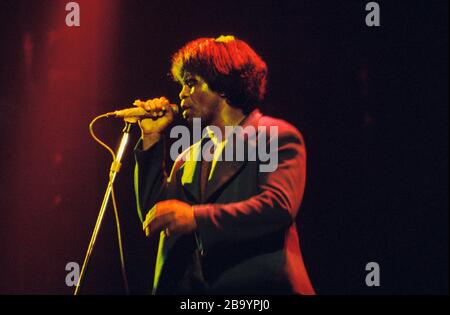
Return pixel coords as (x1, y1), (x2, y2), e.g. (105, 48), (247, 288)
(193, 204), (218, 254)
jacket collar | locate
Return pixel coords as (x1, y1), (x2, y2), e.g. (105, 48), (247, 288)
(180, 108), (263, 202)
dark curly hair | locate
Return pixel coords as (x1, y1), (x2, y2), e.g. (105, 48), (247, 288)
(171, 35), (268, 114)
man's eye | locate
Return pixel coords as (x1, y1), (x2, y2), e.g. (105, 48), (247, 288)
(185, 79), (196, 87)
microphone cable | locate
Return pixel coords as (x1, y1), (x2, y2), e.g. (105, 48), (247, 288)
(88, 114), (130, 294)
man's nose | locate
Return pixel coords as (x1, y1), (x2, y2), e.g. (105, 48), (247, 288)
(179, 85), (190, 100)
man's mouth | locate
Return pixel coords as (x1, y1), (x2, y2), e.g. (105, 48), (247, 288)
(180, 99), (193, 119)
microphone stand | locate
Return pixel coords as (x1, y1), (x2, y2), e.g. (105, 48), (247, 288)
(74, 122), (133, 295)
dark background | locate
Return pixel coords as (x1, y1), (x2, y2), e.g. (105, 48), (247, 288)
(0, 0), (447, 294)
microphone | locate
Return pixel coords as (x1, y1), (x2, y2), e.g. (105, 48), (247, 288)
(106, 103), (179, 119)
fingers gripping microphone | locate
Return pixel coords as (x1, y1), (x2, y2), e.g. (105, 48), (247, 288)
(106, 104), (179, 119)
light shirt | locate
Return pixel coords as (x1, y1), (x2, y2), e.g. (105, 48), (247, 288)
(203, 126), (228, 181)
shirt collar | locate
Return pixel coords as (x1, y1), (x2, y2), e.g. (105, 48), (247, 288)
(203, 115), (249, 146)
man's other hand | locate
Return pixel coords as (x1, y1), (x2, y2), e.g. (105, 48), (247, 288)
(142, 199), (197, 237)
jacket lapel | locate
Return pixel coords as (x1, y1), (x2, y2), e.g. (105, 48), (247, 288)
(179, 109), (263, 203)
(180, 140), (202, 202)
(203, 109), (262, 202)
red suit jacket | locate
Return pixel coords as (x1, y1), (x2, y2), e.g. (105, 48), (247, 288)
(134, 109), (315, 294)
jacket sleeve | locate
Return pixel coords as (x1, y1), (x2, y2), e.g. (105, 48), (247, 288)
(134, 138), (168, 223)
(193, 124), (307, 249)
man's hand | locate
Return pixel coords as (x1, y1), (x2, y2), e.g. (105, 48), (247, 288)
(142, 199), (197, 237)
(134, 97), (175, 150)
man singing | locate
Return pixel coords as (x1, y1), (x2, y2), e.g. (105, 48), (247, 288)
(134, 35), (315, 294)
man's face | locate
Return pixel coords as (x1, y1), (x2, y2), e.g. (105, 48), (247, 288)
(179, 73), (222, 125)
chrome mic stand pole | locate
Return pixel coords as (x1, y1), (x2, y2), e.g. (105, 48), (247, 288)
(74, 122), (132, 295)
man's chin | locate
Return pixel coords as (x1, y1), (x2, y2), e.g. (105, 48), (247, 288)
(183, 115), (195, 125)
(183, 114), (192, 123)
(183, 111), (201, 123)
(182, 109), (192, 121)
